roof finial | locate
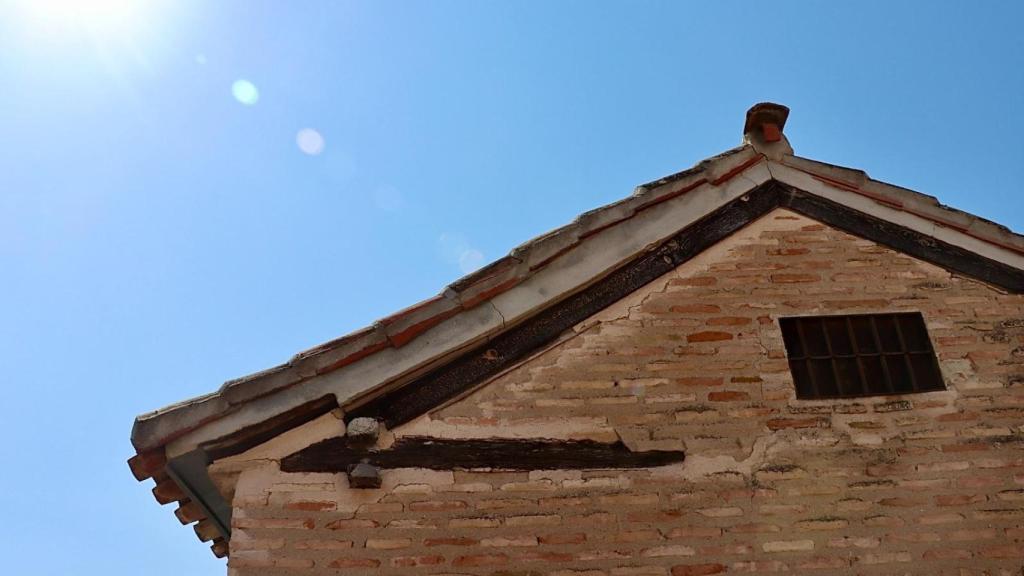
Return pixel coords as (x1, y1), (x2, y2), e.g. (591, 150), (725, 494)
(743, 102), (792, 158)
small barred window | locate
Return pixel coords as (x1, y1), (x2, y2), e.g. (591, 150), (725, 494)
(779, 312), (945, 399)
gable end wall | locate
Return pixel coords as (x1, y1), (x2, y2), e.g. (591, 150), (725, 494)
(226, 210), (1024, 576)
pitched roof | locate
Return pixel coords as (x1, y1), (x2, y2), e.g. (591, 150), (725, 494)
(128, 103), (1024, 556)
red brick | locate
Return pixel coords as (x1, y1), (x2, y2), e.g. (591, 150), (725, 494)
(672, 563), (727, 576)
(328, 558), (380, 568)
(707, 316), (752, 326)
(285, 500), (336, 512)
(771, 273), (820, 283)
(708, 390), (750, 402)
(729, 523), (779, 533)
(671, 304), (721, 313)
(980, 545), (1024, 559)
(672, 276), (717, 286)
(687, 331), (734, 343)
(451, 554), (508, 567)
(519, 550), (574, 562)
(425, 537), (478, 547)
(677, 376), (724, 387)
(233, 517), (315, 530)
(948, 528), (997, 541)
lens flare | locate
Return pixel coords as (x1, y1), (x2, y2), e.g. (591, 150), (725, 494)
(296, 128), (325, 155)
(21, 0), (146, 33)
(231, 80), (259, 106)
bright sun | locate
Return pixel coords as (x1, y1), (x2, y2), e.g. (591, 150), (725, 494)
(20, 0), (149, 36)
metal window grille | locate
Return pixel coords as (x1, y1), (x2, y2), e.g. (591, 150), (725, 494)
(779, 312), (945, 399)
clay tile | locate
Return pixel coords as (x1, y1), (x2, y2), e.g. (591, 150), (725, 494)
(743, 102), (793, 158)
(744, 102), (790, 138)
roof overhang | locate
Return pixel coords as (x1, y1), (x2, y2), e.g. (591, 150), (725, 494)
(129, 105), (1024, 555)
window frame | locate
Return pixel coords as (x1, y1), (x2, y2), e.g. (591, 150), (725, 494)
(779, 311), (946, 400)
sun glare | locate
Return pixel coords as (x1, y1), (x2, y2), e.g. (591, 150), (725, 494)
(21, 0), (148, 36)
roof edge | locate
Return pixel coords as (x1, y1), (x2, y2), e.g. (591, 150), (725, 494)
(131, 145), (764, 454)
(132, 145), (1024, 460)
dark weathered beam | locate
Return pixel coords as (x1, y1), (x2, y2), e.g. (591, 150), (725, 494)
(780, 189), (1024, 293)
(201, 394), (338, 461)
(347, 182), (786, 429)
(280, 436), (686, 473)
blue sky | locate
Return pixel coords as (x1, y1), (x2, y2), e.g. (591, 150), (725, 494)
(1, 1), (1022, 573)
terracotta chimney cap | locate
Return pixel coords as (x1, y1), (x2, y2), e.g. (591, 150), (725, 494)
(743, 102), (790, 141)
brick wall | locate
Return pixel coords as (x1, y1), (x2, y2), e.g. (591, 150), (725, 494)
(226, 209), (1024, 575)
